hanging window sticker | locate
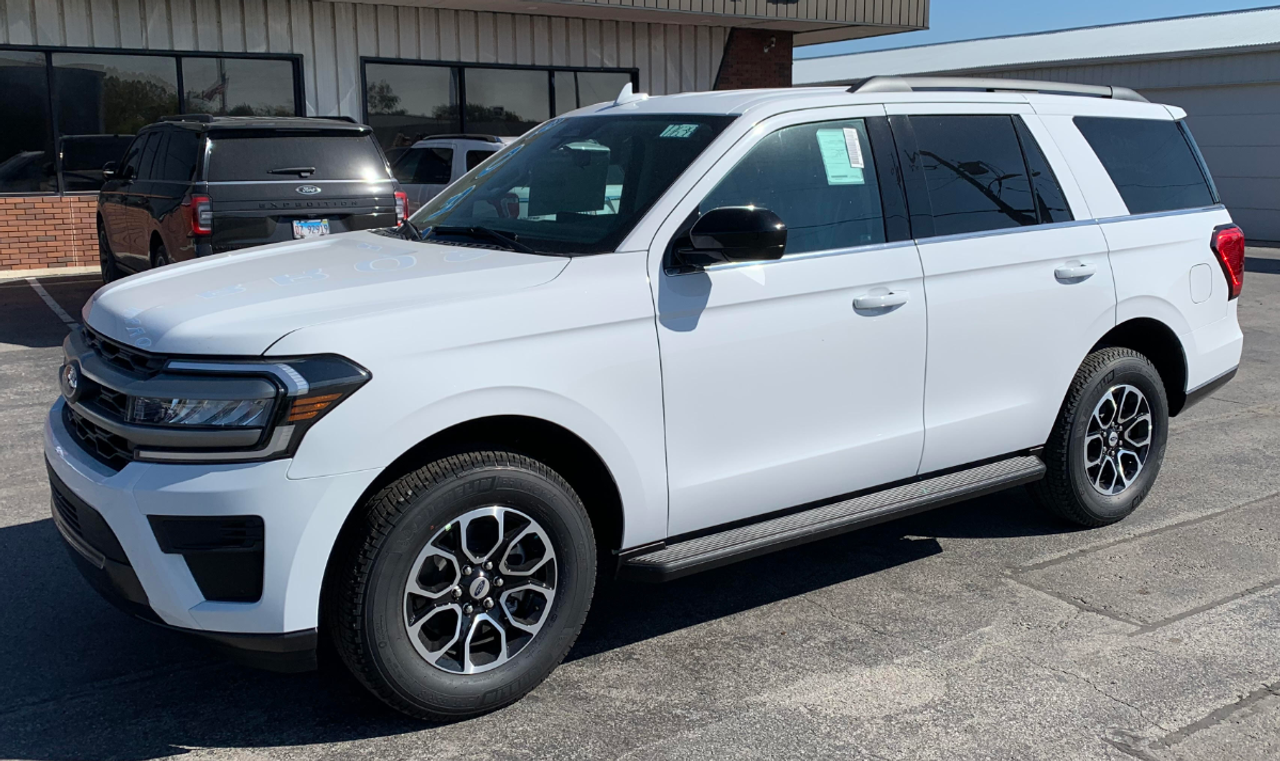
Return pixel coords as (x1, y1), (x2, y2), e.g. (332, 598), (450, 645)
(816, 128), (865, 185)
(659, 124), (700, 138)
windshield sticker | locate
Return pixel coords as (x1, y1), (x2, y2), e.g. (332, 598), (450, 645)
(816, 128), (865, 185)
(843, 127), (865, 169)
(659, 124), (700, 139)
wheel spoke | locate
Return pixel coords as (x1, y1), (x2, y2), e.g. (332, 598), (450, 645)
(405, 545), (459, 600)
(500, 525), (554, 576)
(1124, 414), (1152, 448)
(405, 603), (462, 667)
(463, 613), (509, 674)
(498, 579), (556, 636)
(458, 507), (505, 565)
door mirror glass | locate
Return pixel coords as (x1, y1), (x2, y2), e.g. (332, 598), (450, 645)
(682, 206), (786, 266)
(101, 161), (117, 180)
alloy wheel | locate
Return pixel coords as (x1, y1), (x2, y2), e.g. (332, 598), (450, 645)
(403, 506), (557, 674)
(1083, 384), (1153, 496)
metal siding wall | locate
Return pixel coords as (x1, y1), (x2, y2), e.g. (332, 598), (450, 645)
(0, 0), (734, 115)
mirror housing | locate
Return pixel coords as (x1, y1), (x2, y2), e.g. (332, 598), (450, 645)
(679, 206), (786, 267)
(101, 161), (117, 180)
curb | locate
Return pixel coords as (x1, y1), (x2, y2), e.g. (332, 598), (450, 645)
(0, 266), (100, 282)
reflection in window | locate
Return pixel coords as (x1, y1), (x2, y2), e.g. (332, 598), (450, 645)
(554, 71), (634, 115)
(393, 146), (453, 185)
(183, 58), (296, 117)
(464, 68), (549, 136)
(365, 63), (459, 150)
(0, 51), (54, 193)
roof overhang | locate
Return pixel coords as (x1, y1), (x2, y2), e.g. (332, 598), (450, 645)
(327, 0), (929, 45)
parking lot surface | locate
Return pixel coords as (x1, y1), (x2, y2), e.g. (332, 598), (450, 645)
(2, 252), (1280, 760)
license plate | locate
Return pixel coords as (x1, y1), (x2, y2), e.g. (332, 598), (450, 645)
(292, 219), (330, 239)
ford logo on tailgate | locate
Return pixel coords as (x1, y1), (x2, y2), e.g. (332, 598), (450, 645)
(296, 185), (322, 195)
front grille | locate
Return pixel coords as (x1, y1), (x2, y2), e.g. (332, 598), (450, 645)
(96, 387), (128, 418)
(51, 483), (82, 538)
(64, 405), (133, 471)
(83, 328), (166, 376)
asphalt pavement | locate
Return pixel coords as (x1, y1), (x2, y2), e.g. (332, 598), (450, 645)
(2, 253), (1280, 760)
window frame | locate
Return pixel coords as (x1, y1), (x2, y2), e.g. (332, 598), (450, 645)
(359, 57), (640, 141)
(0, 44), (303, 196)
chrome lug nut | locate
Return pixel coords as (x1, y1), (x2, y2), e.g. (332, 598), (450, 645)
(463, 604), (474, 615)
(495, 578), (504, 588)
(452, 586), (462, 598)
(483, 561), (493, 571)
(483, 597), (494, 610)
(462, 565), (473, 576)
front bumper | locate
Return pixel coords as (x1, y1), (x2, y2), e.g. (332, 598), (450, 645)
(45, 399), (380, 666)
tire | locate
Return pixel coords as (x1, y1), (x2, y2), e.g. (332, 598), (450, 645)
(329, 451), (596, 720)
(151, 241), (172, 269)
(1032, 347), (1169, 527)
(98, 221), (122, 283)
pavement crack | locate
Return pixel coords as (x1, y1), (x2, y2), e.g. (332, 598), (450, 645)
(1015, 653), (1173, 734)
(1153, 680), (1280, 751)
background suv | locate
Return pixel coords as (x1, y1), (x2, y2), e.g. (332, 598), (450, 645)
(49, 79), (1244, 721)
(389, 133), (512, 211)
(96, 116), (406, 281)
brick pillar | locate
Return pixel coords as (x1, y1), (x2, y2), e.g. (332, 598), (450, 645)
(713, 29), (794, 90)
(0, 196), (99, 271)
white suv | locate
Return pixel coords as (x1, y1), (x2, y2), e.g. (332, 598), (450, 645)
(389, 134), (514, 212)
(46, 78), (1245, 720)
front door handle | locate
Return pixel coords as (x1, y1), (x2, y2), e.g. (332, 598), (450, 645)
(854, 290), (909, 310)
(1055, 262), (1097, 282)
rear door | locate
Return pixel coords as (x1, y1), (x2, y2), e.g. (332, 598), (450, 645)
(888, 105), (1116, 474)
(205, 130), (398, 253)
(100, 134), (146, 269)
(119, 132), (162, 270)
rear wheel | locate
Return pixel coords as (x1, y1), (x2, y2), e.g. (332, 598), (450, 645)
(329, 451), (595, 720)
(1033, 347), (1169, 527)
(151, 241), (172, 269)
(98, 220), (121, 282)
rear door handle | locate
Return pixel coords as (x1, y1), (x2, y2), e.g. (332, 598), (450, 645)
(1055, 262), (1097, 281)
(853, 290), (909, 310)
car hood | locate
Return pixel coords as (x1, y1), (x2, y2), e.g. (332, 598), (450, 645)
(84, 230), (570, 355)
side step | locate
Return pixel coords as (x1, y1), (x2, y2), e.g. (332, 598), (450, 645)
(620, 455), (1045, 582)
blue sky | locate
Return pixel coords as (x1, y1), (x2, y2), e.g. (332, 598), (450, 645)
(794, 1), (1277, 58)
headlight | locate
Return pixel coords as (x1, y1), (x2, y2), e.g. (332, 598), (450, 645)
(128, 397), (273, 427)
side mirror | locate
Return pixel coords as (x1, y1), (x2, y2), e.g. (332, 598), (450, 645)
(679, 206), (786, 267)
(101, 161), (117, 180)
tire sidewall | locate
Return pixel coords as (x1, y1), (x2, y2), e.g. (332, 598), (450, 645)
(1066, 356), (1169, 521)
(362, 465), (594, 717)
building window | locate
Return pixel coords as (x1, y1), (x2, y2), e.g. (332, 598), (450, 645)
(0, 46), (301, 195)
(362, 59), (637, 150)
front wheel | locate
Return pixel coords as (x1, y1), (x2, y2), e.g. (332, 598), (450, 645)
(98, 221), (121, 283)
(329, 451), (596, 720)
(1032, 347), (1169, 527)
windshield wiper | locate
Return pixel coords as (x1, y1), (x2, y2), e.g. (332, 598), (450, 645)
(398, 218), (422, 241)
(428, 225), (537, 255)
(268, 166), (316, 177)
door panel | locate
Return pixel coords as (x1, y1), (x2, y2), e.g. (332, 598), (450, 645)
(650, 110), (928, 536)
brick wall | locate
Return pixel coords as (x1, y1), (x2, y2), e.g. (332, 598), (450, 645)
(0, 195), (99, 271)
(714, 29), (794, 90)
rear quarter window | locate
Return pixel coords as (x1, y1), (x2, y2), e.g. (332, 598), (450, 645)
(1074, 116), (1217, 215)
(207, 131), (389, 182)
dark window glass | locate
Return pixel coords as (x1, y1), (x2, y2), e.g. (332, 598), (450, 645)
(393, 146), (453, 184)
(155, 130), (199, 183)
(136, 132), (162, 180)
(911, 115), (1037, 237)
(118, 135), (145, 180)
(1075, 116), (1216, 215)
(1014, 118), (1073, 224)
(701, 119), (885, 255)
(365, 63), (459, 149)
(553, 71), (577, 116)
(207, 133), (388, 182)
(0, 51), (55, 193)
(464, 68), (549, 136)
(60, 134), (134, 191)
(412, 114), (736, 255)
(182, 57), (296, 117)
(466, 149), (495, 171)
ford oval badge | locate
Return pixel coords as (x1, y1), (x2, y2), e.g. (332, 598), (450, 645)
(296, 185), (322, 195)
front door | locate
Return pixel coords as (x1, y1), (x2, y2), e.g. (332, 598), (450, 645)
(651, 110), (929, 536)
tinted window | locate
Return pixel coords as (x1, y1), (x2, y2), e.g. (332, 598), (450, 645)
(465, 68), (550, 136)
(365, 63), (460, 149)
(207, 133), (388, 182)
(412, 115), (735, 255)
(155, 130), (199, 183)
(701, 119), (885, 255)
(910, 115), (1036, 237)
(1013, 118), (1073, 224)
(119, 135), (146, 179)
(1075, 116), (1216, 215)
(0, 51), (54, 193)
(136, 132), (162, 179)
(466, 149), (496, 171)
(393, 147), (453, 185)
(183, 58), (296, 116)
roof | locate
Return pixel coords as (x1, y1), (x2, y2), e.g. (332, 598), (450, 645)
(794, 6), (1280, 85)
(147, 116), (369, 133)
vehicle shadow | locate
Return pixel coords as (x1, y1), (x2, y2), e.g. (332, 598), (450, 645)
(0, 488), (1057, 760)
(1245, 256), (1280, 275)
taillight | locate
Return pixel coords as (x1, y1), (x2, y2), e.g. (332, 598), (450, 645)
(1211, 224), (1245, 300)
(394, 190), (408, 224)
(184, 194), (212, 236)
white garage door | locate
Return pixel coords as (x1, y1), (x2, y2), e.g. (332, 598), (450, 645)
(1148, 83), (1280, 243)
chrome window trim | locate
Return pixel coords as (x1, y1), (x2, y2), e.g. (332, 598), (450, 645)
(912, 205), (1227, 247)
(684, 239), (918, 275)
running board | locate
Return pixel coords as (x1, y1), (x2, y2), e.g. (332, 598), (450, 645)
(620, 455), (1045, 582)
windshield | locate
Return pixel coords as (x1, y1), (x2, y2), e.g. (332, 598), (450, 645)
(408, 114), (737, 255)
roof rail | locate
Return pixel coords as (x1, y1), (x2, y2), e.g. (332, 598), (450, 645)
(850, 76), (1149, 103)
